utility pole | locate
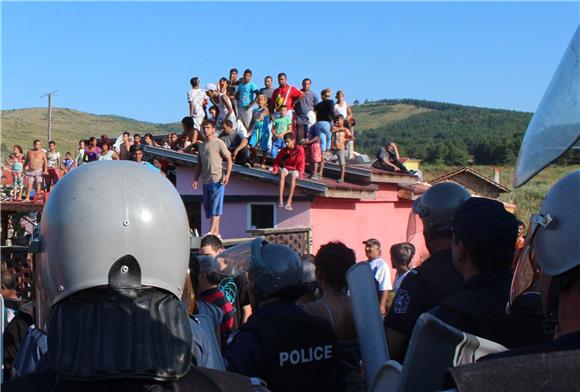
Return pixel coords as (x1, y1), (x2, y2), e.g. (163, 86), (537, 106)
(40, 91), (58, 143)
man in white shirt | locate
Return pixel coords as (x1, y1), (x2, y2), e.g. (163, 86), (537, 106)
(187, 77), (207, 130)
(363, 238), (392, 316)
(389, 242), (415, 295)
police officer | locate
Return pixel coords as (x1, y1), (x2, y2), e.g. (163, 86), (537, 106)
(4, 161), (255, 391)
(429, 197), (549, 348)
(447, 171), (580, 390)
(224, 239), (341, 392)
(385, 182), (470, 361)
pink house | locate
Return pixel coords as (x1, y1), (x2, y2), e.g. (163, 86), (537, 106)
(145, 146), (428, 266)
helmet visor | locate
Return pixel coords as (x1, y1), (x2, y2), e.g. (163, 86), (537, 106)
(514, 27), (580, 188)
(215, 239), (257, 276)
(406, 208), (424, 244)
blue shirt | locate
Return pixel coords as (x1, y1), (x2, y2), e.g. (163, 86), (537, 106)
(237, 82), (259, 107)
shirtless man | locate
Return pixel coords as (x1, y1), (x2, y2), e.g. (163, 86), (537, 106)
(24, 139), (48, 196)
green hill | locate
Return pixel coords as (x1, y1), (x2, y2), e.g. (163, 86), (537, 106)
(1, 108), (180, 158)
(352, 99), (534, 165)
(3, 100), (575, 167)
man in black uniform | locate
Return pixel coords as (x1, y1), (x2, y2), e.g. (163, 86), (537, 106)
(385, 182), (470, 361)
(4, 161), (255, 392)
(224, 239), (340, 392)
(430, 197), (549, 348)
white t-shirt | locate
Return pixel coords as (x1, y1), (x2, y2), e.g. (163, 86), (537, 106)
(369, 257), (393, 292)
(47, 151), (61, 168)
(394, 270), (412, 294)
(188, 88), (207, 118)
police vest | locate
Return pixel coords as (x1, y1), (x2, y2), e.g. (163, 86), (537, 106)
(240, 302), (339, 392)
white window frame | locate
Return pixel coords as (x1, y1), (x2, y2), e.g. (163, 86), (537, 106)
(247, 202), (277, 231)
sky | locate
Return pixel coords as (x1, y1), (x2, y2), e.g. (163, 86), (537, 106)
(2, 1), (579, 123)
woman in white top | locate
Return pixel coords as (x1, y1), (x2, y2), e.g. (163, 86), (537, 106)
(98, 142), (119, 161)
(334, 90), (355, 158)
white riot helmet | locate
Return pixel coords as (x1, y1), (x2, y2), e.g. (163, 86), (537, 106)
(35, 161), (190, 329)
(407, 182), (471, 242)
(509, 170), (580, 319)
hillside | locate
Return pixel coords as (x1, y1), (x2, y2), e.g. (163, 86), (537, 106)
(352, 99), (534, 165)
(3, 100), (575, 167)
(1, 108), (179, 157)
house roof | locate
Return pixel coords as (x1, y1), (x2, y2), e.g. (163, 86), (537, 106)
(144, 146), (378, 200)
(429, 166), (511, 193)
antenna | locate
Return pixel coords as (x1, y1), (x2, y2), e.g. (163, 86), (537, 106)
(40, 90), (58, 143)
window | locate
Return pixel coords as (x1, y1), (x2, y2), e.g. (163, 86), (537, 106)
(248, 203), (275, 230)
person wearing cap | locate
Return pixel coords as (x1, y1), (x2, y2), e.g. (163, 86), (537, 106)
(363, 238), (392, 317)
(385, 182), (469, 361)
(429, 198), (548, 349)
(206, 83), (236, 129)
(224, 239), (341, 392)
(187, 77), (207, 130)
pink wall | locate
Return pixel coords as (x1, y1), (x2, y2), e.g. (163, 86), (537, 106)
(175, 167), (311, 237)
(175, 166), (428, 270)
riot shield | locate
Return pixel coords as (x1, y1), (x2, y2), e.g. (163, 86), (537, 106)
(346, 262), (390, 387)
(396, 313), (506, 392)
(514, 26), (580, 187)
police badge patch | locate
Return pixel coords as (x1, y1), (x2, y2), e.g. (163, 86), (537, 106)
(393, 289), (410, 314)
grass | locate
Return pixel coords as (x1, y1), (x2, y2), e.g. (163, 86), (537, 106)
(352, 103), (433, 131)
(1, 107), (179, 159)
(421, 164), (579, 224)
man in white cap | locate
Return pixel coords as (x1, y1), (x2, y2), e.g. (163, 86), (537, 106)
(206, 83), (236, 130)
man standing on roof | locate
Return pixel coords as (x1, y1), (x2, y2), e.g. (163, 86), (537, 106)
(294, 78), (319, 139)
(362, 238), (392, 317)
(271, 73), (304, 125)
(187, 77), (207, 130)
(235, 69), (260, 131)
(192, 119), (233, 238)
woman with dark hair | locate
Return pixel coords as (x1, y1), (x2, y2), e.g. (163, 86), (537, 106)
(303, 241), (364, 391)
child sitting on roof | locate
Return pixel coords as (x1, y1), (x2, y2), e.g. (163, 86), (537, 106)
(301, 125), (324, 180)
(331, 115), (352, 183)
(272, 133), (305, 211)
(270, 105), (292, 159)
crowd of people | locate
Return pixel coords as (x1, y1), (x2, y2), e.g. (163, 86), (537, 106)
(3, 166), (577, 391)
(2, 69), (413, 242)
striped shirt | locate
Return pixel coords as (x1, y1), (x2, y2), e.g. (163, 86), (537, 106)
(200, 287), (235, 348)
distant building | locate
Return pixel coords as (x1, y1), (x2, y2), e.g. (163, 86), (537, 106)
(429, 166), (510, 199)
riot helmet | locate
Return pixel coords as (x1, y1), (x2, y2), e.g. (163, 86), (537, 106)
(407, 182), (471, 242)
(35, 160), (190, 330)
(217, 238), (303, 294)
(509, 170), (580, 330)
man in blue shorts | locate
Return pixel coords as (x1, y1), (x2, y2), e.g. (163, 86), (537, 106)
(192, 119), (233, 237)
